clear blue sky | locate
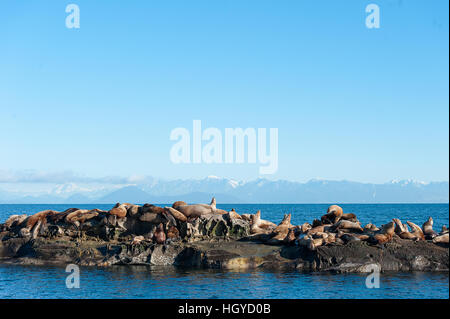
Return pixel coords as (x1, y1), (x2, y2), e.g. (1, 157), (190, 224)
(0, 0), (448, 183)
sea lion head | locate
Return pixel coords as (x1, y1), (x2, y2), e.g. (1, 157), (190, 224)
(172, 201), (187, 209)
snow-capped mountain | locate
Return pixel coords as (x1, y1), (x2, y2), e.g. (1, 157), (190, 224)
(0, 178), (448, 204)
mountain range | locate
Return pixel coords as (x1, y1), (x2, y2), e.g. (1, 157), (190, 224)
(0, 177), (448, 204)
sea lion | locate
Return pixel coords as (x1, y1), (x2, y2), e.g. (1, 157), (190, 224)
(153, 223), (166, 244)
(48, 208), (79, 223)
(307, 225), (332, 235)
(393, 218), (418, 240)
(331, 220), (363, 232)
(299, 222), (312, 234)
(227, 208), (242, 220)
(142, 204), (165, 215)
(241, 214), (252, 222)
(167, 225), (180, 241)
(144, 225), (157, 241)
(307, 237), (324, 250)
(364, 223), (379, 232)
(126, 204), (141, 216)
(441, 225), (448, 233)
(65, 209), (89, 223)
(170, 198), (218, 218)
(369, 221), (395, 244)
(139, 205), (167, 224)
(432, 232), (449, 244)
(340, 233), (361, 243)
(22, 210), (58, 230)
(321, 205), (343, 224)
(172, 201), (187, 209)
(422, 217), (437, 240)
(164, 207), (188, 222)
(341, 213), (358, 222)
(283, 228), (297, 245)
(323, 232), (337, 244)
(406, 221), (425, 241)
(109, 203), (127, 218)
(269, 214), (293, 242)
(31, 219), (42, 239)
(250, 210), (277, 234)
(393, 218), (407, 234)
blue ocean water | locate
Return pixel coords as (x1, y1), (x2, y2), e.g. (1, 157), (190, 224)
(0, 204), (448, 299)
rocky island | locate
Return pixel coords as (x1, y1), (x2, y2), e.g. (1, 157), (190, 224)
(0, 199), (448, 273)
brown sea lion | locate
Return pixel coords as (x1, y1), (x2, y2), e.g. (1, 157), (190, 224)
(167, 225), (180, 241)
(331, 220), (363, 232)
(109, 203), (127, 218)
(370, 221), (395, 244)
(322, 205), (344, 224)
(393, 218), (418, 240)
(406, 221), (425, 241)
(164, 207), (188, 222)
(250, 210), (277, 234)
(307, 225), (332, 235)
(432, 232), (449, 244)
(142, 204), (165, 214)
(393, 218), (407, 234)
(153, 223), (166, 244)
(283, 228), (297, 244)
(169, 198), (218, 218)
(69, 209), (100, 224)
(299, 222), (312, 234)
(48, 208), (79, 223)
(339, 233), (361, 243)
(126, 204), (141, 216)
(307, 237), (324, 250)
(172, 201), (187, 209)
(23, 210), (58, 230)
(341, 213), (358, 222)
(422, 217), (437, 240)
(269, 214), (293, 242)
(441, 225), (448, 233)
(364, 223), (379, 232)
(227, 208), (242, 220)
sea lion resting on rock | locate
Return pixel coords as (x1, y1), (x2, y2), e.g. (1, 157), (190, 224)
(21, 210), (59, 230)
(422, 217), (438, 240)
(168, 197), (227, 220)
(330, 220), (363, 232)
(250, 210), (277, 235)
(369, 221), (396, 244)
(227, 208), (242, 220)
(321, 205), (343, 224)
(153, 223), (166, 244)
(65, 209), (100, 225)
(433, 232), (449, 244)
(109, 203), (127, 218)
(268, 214), (294, 243)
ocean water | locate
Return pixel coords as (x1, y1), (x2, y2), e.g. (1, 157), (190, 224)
(0, 204), (448, 299)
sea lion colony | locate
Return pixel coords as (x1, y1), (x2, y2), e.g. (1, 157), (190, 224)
(1, 198), (448, 250)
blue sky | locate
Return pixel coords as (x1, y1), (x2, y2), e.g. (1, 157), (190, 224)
(0, 0), (448, 184)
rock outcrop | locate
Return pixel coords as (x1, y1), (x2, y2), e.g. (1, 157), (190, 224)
(0, 202), (448, 273)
